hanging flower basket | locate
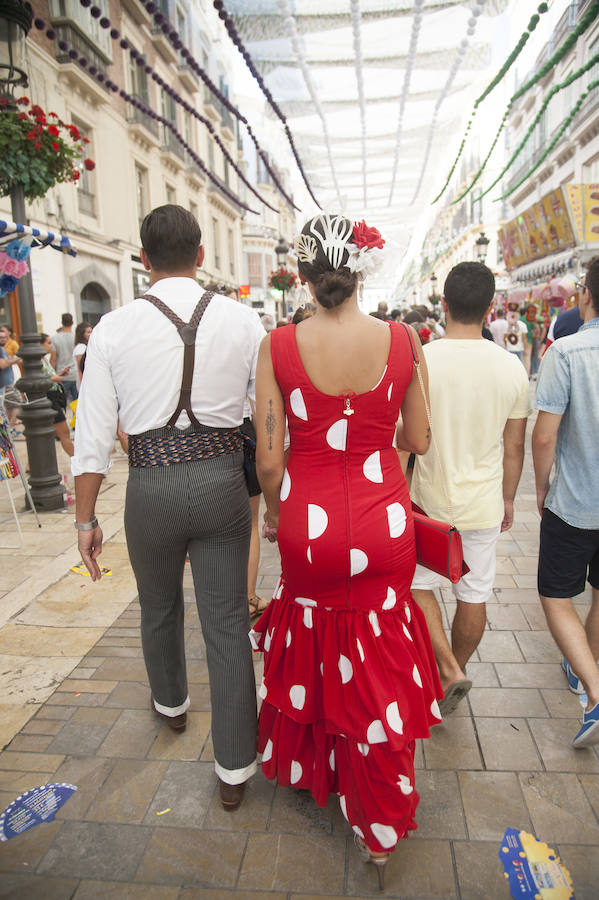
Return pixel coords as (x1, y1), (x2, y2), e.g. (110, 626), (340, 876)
(0, 97), (95, 201)
(268, 267), (297, 292)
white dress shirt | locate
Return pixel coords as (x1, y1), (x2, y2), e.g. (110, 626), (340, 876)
(72, 277), (265, 476)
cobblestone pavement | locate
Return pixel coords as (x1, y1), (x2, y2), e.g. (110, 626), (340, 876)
(0, 431), (598, 898)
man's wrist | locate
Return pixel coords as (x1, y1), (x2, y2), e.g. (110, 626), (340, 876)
(74, 516), (98, 531)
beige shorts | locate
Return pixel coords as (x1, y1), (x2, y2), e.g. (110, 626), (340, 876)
(411, 525), (501, 604)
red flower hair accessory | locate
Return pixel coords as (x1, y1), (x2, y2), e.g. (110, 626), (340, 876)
(352, 220), (385, 250)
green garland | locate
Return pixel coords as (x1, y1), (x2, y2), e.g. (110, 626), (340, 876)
(431, 2), (549, 204)
(494, 76), (599, 201)
(473, 52), (599, 202)
(435, 0), (599, 206)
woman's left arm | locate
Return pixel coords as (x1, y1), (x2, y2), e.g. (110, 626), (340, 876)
(255, 334), (286, 540)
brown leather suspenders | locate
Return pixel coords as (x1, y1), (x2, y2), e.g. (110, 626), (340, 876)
(143, 291), (214, 428)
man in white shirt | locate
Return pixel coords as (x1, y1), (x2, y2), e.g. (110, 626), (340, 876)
(409, 262), (530, 715)
(489, 307), (508, 347)
(73, 205), (265, 810)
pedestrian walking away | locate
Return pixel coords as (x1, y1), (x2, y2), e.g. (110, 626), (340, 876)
(533, 255), (599, 748)
(71, 204), (265, 808)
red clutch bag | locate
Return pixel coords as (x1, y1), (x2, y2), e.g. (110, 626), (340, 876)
(412, 504), (470, 584)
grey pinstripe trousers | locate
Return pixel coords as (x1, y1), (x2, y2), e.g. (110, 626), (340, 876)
(124, 450), (257, 780)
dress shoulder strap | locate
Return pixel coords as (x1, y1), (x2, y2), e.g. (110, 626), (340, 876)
(143, 291), (214, 427)
(269, 324), (300, 393)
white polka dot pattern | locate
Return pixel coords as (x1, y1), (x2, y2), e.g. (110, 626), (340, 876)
(289, 684), (306, 709)
(280, 468), (291, 501)
(371, 822), (398, 849)
(290, 760), (303, 784)
(262, 738), (273, 762)
(383, 586), (396, 610)
(303, 608), (313, 629)
(402, 623), (413, 642)
(405, 604), (411, 624)
(369, 611), (381, 637)
(412, 664), (422, 688)
(363, 450), (383, 483)
(366, 719), (387, 743)
(258, 682), (267, 699)
(357, 742), (370, 756)
(385, 701), (403, 734)
(356, 638), (365, 662)
(308, 504), (328, 540)
(329, 748), (335, 771)
(353, 825), (365, 838)
(307, 545), (312, 563)
(350, 548), (368, 576)
(387, 502), (407, 538)
(387, 382), (393, 402)
(326, 418), (347, 450)
(431, 699), (442, 719)
(397, 774), (413, 795)
(295, 597), (317, 607)
(338, 654), (353, 684)
(264, 628), (274, 653)
(285, 628), (292, 647)
(290, 387), (308, 420)
(339, 794), (348, 820)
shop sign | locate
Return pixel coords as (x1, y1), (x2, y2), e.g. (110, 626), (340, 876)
(564, 184), (599, 243)
(498, 187), (576, 269)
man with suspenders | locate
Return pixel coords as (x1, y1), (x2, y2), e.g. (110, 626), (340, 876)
(72, 205), (265, 809)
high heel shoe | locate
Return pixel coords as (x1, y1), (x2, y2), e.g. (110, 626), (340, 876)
(354, 832), (389, 891)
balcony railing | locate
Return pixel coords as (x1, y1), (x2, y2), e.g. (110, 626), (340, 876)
(128, 101), (160, 139)
(221, 106), (234, 133)
(55, 23), (109, 82)
(161, 127), (185, 160)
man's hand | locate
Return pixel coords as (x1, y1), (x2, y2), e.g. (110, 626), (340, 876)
(78, 525), (104, 580)
(262, 509), (279, 543)
(501, 499), (514, 532)
(536, 486), (549, 518)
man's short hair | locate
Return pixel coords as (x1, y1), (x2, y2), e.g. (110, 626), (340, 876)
(140, 204), (202, 272)
(585, 256), (599, 315)
(495, 307), (504, 318)
(444, 262), (495, 325)
(61, 313), (73, 327)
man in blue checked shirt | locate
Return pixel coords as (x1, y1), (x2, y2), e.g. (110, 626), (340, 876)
(532, 256), (599, 748)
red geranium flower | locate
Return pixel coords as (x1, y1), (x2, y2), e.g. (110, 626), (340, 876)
(83, 158), (95, 171)
(17, 112), (28, 120)
(48, 124), (60, 137)
(82, 136), (91, 143)
(71, 169), (80, 180)
(51, 141), (60, 152)
(26, 131), (36, 141)
(352, 220), (385, 250)
(0, 97), (9, 107)
(68, 124), (81, 140)
(16, 96), (30, 105)
(30, 104), (44, 116)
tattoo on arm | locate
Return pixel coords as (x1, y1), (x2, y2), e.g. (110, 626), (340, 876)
(266, 400), (276, 451)
(426, 426), (431, 443)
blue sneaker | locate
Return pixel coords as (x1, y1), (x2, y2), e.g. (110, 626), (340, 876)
(572, 700), (599, 748)
(561, 657), (584, 694)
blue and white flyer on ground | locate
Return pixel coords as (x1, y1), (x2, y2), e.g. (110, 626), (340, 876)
(499, 828), (575, 899)
(0, 783), (77, 841)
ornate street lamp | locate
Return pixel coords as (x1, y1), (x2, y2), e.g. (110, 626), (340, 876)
(0, 0), (64, 509)
(428, 272), (440, 306)
(475, 231), (490, 262)
(274, 235), (289, 320)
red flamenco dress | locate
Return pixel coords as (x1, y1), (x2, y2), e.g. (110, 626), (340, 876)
(250, 322), (443, 853)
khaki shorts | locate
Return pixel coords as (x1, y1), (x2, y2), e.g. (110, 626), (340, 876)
(411, 525), (501, 604)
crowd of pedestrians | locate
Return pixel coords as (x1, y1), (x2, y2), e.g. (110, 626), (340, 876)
(24, 202), (595, 893)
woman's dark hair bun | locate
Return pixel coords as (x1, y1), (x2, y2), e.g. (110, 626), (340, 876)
(313, 269), (357, 309)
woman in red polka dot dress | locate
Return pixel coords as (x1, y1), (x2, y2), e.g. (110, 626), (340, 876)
(253, 215), (443, 889)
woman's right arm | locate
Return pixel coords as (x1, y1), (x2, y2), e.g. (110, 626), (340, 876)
(395, 325), (432, 456)
(255, 334), (286, 540)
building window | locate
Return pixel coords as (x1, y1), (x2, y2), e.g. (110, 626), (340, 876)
(132, 268), (150, 299)
(129, 48), (149, 105)
(184, 110), (194, 150)
(190, 200), (198, 221)
(161, 87), (178, 147)
(589, 37), (599, 89)
(247, 252), (262, 287)
(223, 155), (229, 187)
(213, 217), (220, 270)
(584, 154), (599, 182)
(228, 228), (235, 277)
(75, 122), (96, 217)
(135, 164), (149, 225)
(208, 138), (215, 172)
(166, 184), (176, 204)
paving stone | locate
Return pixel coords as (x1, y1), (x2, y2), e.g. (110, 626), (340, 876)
(267, 785), (341, 836)
(493, 587), (539, 604)
(465, 662), (500, 687)
(485, 604), (529, 631)
(541, 689), (585, 719)
(203, 768), (275, 831)
(21, 718), (65, 736)
(492, 574), (517, 589)
(528, 718), (599, 772)
(519, 772), (599, 844)
(238, 833), (345, 894)
(95, 637), (141, 648)
(423, 716), (483, 770)
(453, 840), (511, 900)
(184, 630), (207, 659)
(513, 573), (538, 590)
(7, 734), (53, 752)
(181, 891), (285, 900)
(469, 687), (547, 718)
(45, 692), (107, 708)
(71, 707), (122, 727)
(556, 844), (599, 900)
(0, 819), (62, 872)
(459, 771), (532, 841)
(477, 632), (524, 662)
(143, 760), (216, 828)
(69, 667), (96, 680)
(34, 706), (75, 721)
(136, 826), (247, 887)
(38, 821), (151, 881)
(495, 662), (566, 689)
(475, 717), (542, 771)
(578, 773), (599, 818)
(411, 770), (467, 839)
(0, 771), (54, 792)
(87, 646), (142, 659)
(0, 751), (65, 773)
(347, 836), (457, 897)
(53, 756), (114, 819)
(104, 681), (152, 709)
(147, 711), (211, 761)
(522, 605), (550, 630)
(85, 758), (167, 824)
(495, 557), (516, 575)
(511, 557), (539, 575)
(73, 883), (179, 900)
(514, 630), (560, 664)
(92, 658), (149, 682)
(97, 708), (162, 758)
(47, 717), (117, 756)
(0, 873), (79, 899)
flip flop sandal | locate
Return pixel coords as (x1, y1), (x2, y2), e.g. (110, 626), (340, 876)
(248, 595), (269, 619)
(438, 678), (473, 717)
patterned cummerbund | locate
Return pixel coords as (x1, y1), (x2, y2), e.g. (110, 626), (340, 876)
(128, 425), (242, 468)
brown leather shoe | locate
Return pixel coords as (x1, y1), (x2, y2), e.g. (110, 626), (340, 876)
(218, 778), (246, 811)
(151, 697), (187, 732)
